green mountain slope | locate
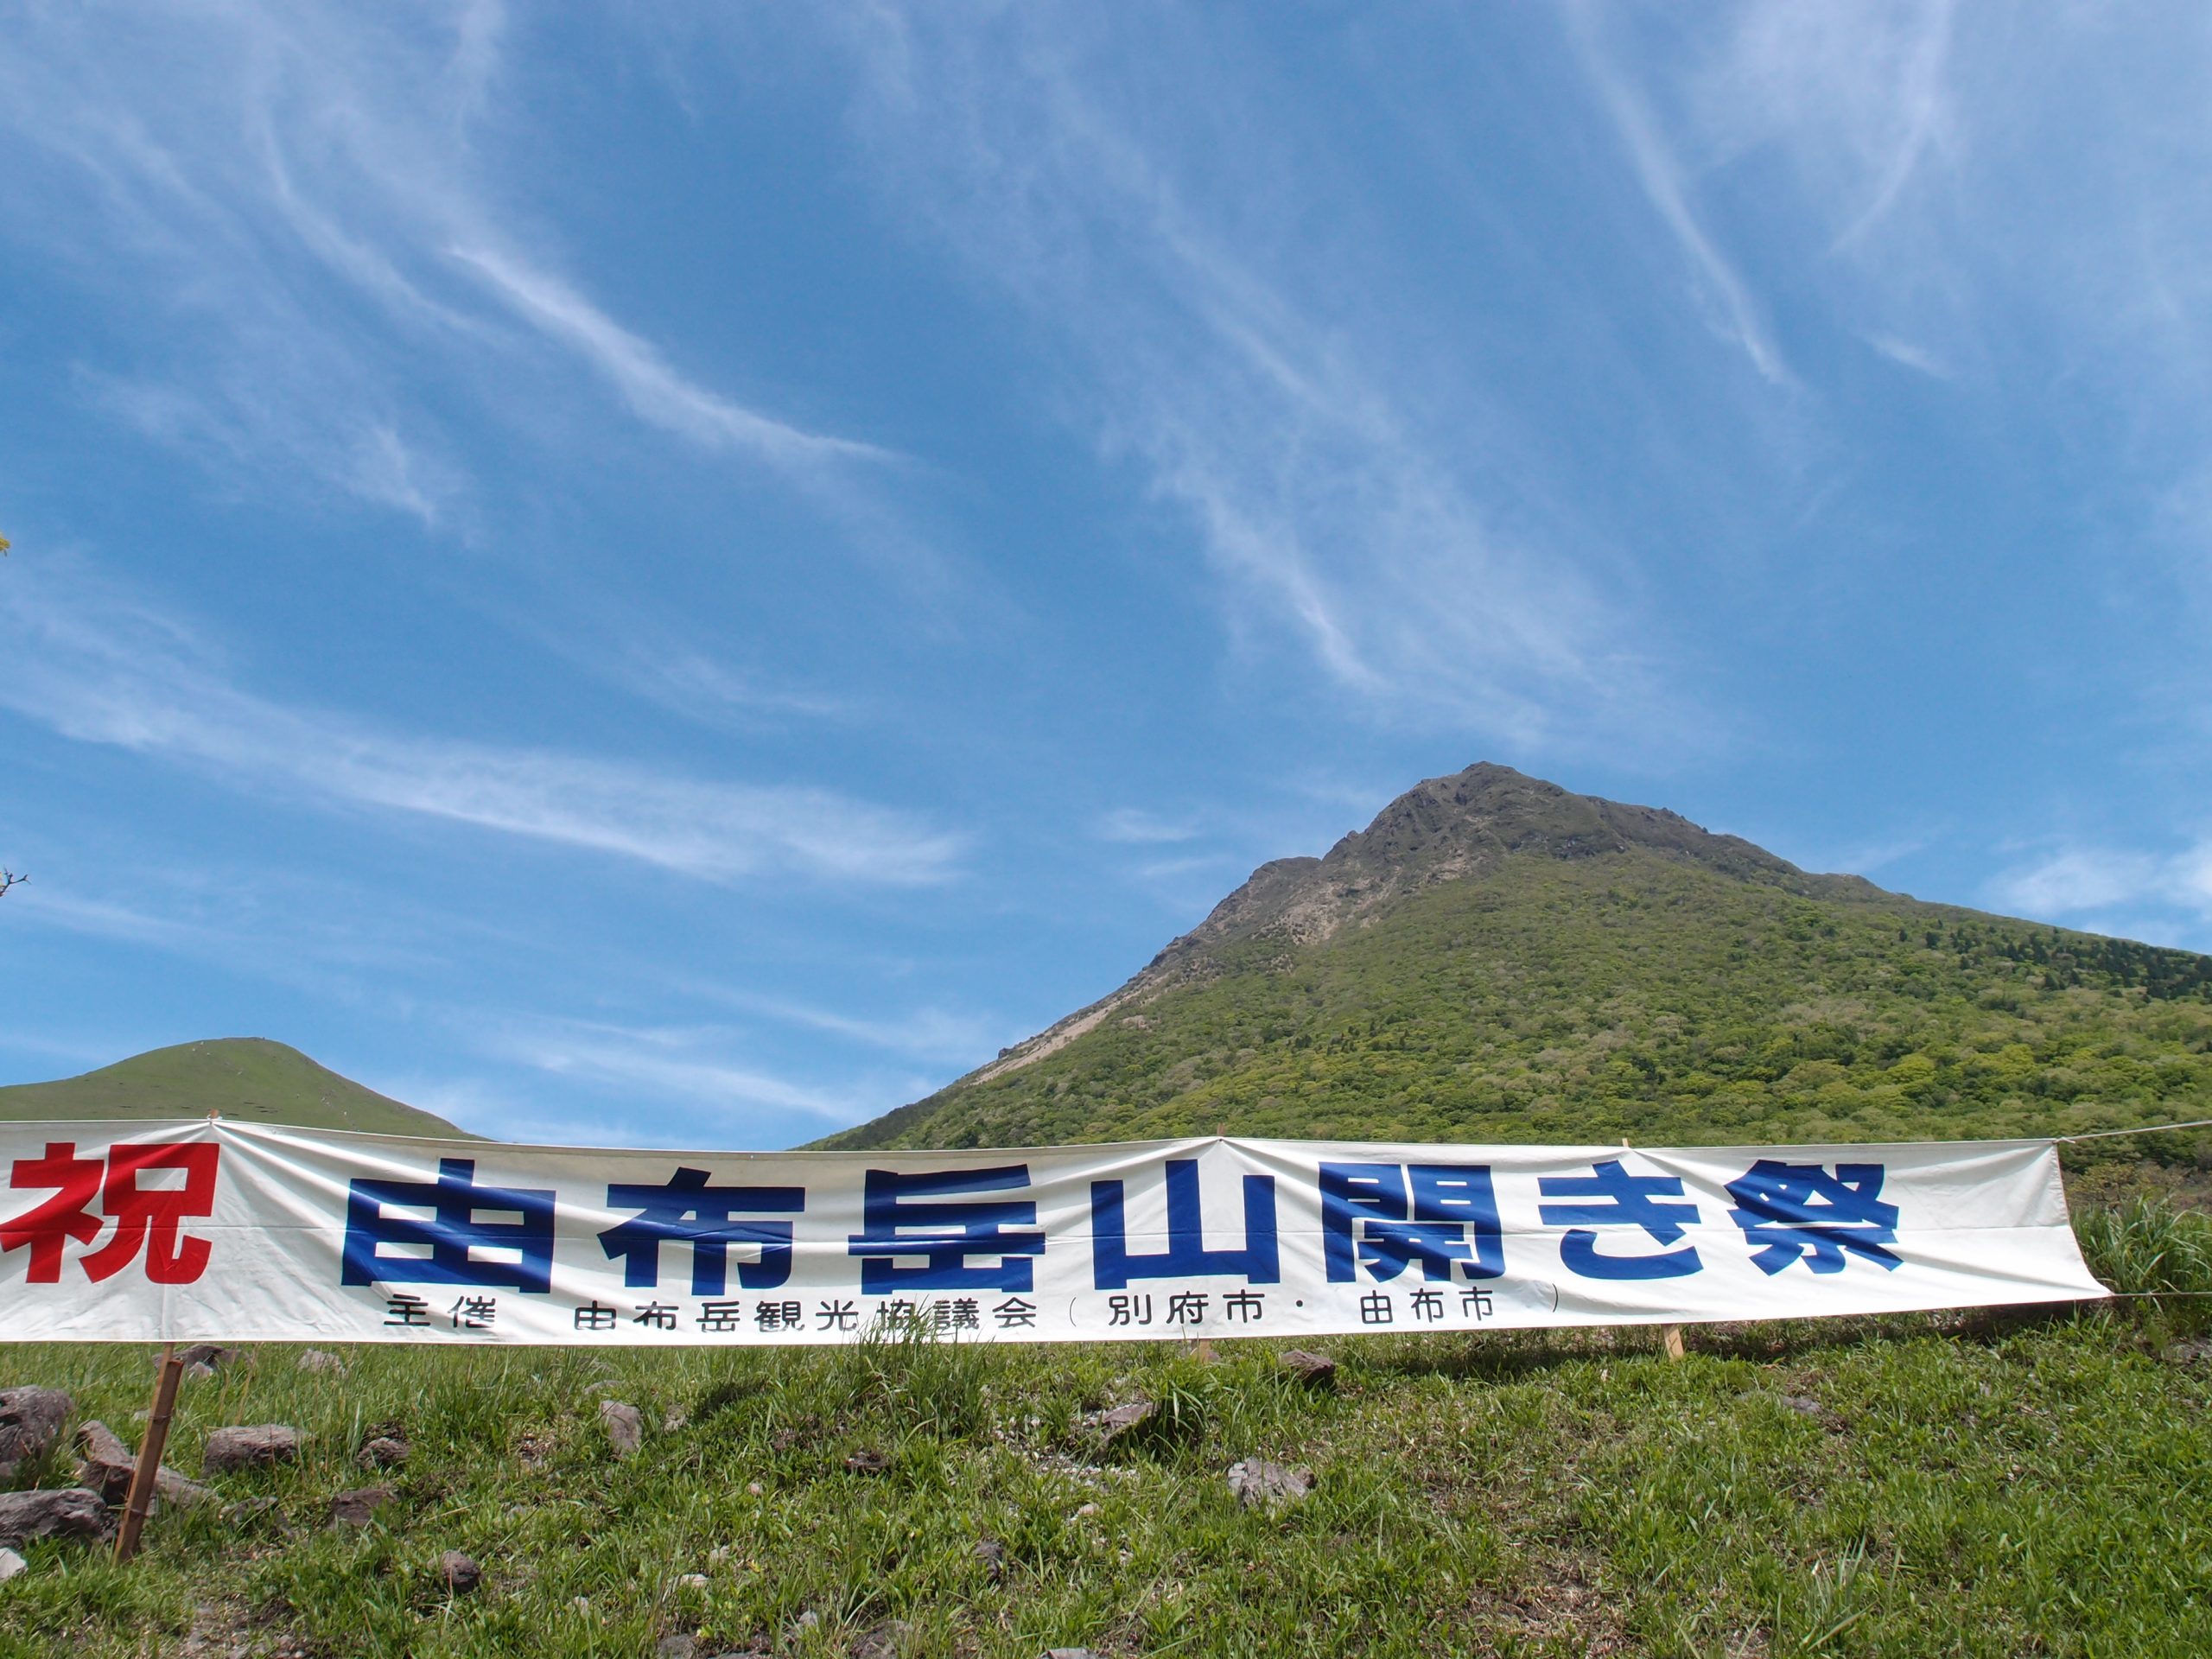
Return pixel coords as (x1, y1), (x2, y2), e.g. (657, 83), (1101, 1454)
(0, 1037), (470, 1138)
(830, 765), (2212, 1171)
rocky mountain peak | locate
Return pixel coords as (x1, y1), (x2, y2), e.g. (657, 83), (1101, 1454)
(961, 764), (1876, 1088)
(1166, 762), (1852, 960)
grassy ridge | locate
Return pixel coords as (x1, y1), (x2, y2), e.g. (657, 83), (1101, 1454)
(836, 852), (2212, 1200)
(2, 1205), (2208, 1659)
(0, 1039), (468, 1140)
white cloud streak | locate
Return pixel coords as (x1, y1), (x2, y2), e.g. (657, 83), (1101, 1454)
(1987, 841), (2212, 945)
(1, 573), (964, 888)
(449, 246), (885, 469)
(474, 1017), (929, 1141)
(0, 1), (881, 512)
(807, 5), (1678, 753)
(1095, 808), (1202, 846)
(683, 986), (1001, 1068)
(1563, 0), (1793, 387)
(1695, 0), (1958, 255)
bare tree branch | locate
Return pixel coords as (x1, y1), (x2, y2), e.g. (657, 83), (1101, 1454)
(0, 870), (27, 898)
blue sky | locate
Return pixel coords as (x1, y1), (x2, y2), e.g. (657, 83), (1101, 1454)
(4, 3), (2210, 1147)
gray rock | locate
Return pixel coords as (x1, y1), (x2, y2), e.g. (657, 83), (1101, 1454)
(0, 1487), (114, 1546)
(974, 1537), (1007, 1580)
(73, 1420), (139, 1504)
(1094, 1401), (1154, 1445)
(175, 1344), (245, 1373)
(0, 1546), (25, 1583)
(202, 1424), (303, 1474)
(1779, 1395), (1824, 1418)
(852, 1618), (913, 1659)
(327, 1486), (397, 1529)
(600, 1400), (643, 1459)
(440, 1549), (481, 1593)
(1045, 1649), (1101, 1659)
(0, 1388), (73, 1482)
(296, 1349), (346, 1376)
(656, 1635), (698, 1658)
(154, 1466), (213, 1510)
(1226, 1458), (1313, 1512)
(359, 1436), (410, 1470)
(1278, 1350), (1337, 1388)
(68, 1421), (204, 1510)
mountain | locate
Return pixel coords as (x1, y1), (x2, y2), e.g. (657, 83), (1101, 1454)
(0, 1037), (470, 1139)
(828, 764), (2212, 1164)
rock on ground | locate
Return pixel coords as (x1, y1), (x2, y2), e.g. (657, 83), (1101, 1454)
(0, 1389), (73, 1482)
(359, 1435), (410, 1469)
(1278, 1350), (1338, 1388)
(175, 1344), (245, 1373)
(326, 1487), (397, 1529)
(600, 1400), (644, 1458)
(153, 1466), (212, 1510)
(296, 1350), (346, 1376)
(66, 1421), (207, 1510)
(201, 1425), (303, 1475)
(974, 1538), (1007, 1581)
(1226, 1458), (1313, 1512)
(0, 1488), (114, 1546)
(1093, 1401), (1155, 1446)
(73, 1421), (139, 1504)
(0, 1546), (26, 1583)
(851, 1618), (912, 1659)
(440, 1550), (481, 1593)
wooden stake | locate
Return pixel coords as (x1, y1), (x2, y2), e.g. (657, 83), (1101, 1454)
(1660, 1324), (1686, 1363)
(113, 1344), (183, 1566)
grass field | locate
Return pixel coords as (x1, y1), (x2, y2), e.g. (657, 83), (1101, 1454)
(2, 1202), (2207, 1658)
(0, 1040), (467, 1140)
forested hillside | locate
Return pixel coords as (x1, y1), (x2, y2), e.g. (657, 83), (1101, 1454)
(832, 766), (2212, 1188)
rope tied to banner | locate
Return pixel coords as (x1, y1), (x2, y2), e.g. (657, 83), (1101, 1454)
(2054, 1117), (2212, 1143)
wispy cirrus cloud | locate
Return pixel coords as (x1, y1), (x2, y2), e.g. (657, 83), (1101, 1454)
(1986, 840), (2212, 951)
(1694, 0), (1958, 254)
(803, 5), (1681, 755)
(682, 984), (1003, 1070)
(473, 1016), (929, 1143)
(0, 570), (964, 888)
(1562, 0), (1793, 387)
(1095, 808), (1203, 846)
(0, 1), (885, 515)
(449, 245), (886, 470)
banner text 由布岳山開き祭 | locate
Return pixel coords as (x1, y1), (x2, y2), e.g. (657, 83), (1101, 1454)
(0, 1121), (2107, 1344)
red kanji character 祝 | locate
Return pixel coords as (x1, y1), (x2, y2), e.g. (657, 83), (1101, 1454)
(80, 1144), (222, 1285)
(1, 1141), (105, 1283)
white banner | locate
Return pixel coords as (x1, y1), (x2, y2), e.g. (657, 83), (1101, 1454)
(0, 1121), (2106, 1344)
